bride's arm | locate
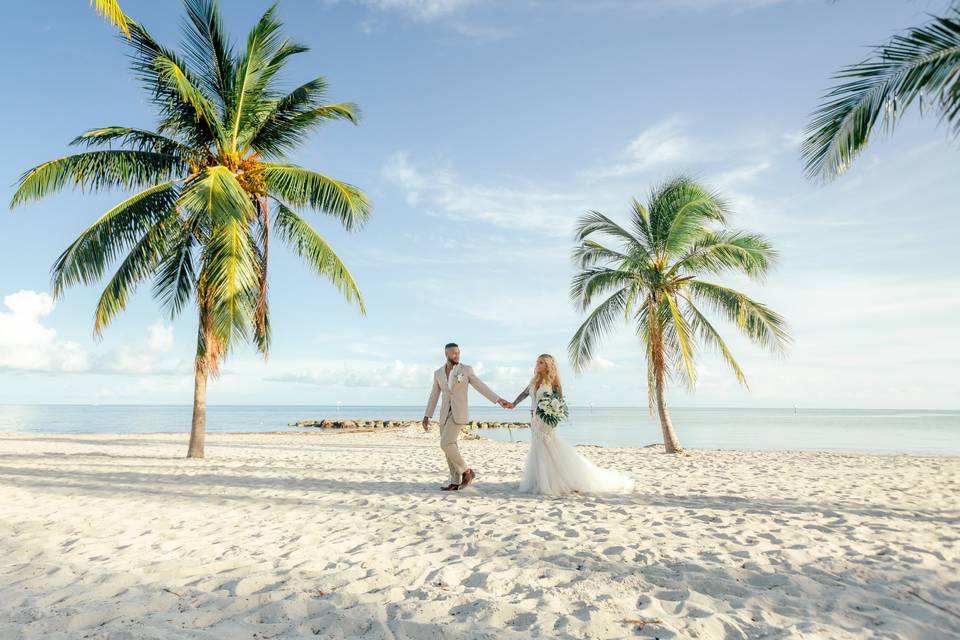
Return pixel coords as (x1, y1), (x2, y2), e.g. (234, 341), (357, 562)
(511, 388), (529, 407)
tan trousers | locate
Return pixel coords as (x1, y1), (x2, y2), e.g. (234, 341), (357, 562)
(440, 413), (468, 485)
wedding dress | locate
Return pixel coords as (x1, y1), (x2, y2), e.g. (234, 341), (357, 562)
(515, 383), (635, 496)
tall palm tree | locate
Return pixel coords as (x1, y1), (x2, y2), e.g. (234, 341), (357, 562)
(10, 0), (370, 458)
(91, 0), (130, 36)
(568, 177), (790, 453)
(803, 4), (960, 182)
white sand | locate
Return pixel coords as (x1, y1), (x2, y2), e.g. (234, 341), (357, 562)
(0, 428), (957, 639)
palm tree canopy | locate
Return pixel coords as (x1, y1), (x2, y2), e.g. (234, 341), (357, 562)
(92, 0), (130, 36)
(11, 0), (370, 367)
(568, 177), (789, 399)
(802, 5), (960, 182)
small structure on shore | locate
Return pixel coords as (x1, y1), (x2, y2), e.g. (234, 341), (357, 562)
(289, 419), (529, 430)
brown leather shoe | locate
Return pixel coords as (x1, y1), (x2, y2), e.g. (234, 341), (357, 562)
(460, 468), (476, 488)
(440, 483), (459, 491)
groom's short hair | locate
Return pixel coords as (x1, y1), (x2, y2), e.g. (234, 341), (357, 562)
(444, 342), (458, 350)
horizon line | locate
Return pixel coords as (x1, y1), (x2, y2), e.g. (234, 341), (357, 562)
(0, 403), (957, 412)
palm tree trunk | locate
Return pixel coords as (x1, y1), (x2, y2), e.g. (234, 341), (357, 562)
(654, 371), (683, 454)
(186, 352), (208, 459)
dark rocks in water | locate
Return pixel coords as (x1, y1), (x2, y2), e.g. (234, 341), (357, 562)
(290, 419), (413, 429)
(467, 421), (528, 429)
(290, 419), (529, 429)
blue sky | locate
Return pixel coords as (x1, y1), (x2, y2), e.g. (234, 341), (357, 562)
(1, 0), (957, 408)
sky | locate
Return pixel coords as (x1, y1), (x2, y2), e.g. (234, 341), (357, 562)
(0, 0), (957, 409)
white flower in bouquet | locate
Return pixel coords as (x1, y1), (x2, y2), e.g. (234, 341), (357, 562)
(536, 392), (568, 428)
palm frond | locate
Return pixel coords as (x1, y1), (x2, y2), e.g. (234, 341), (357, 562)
(569, 267), (635, 311)
(683, 296), (747, 386)
(672, 230), (777, 280)
(664, 292), (697, 387)
(181, 0), (235, 111)
(95, 214), (176, 334)
(568, 287), (629, 372)
(803, 8), (960, 181)
(648, 176), (730, 255)
(571, 239), (631, 269)
(202, 215), (260, 347)
(573, 209), (644, 248)
(178, 165), (255, 225)
(247, 98), (359, 156)
(126, 20), (219, 149)
(152, 220), (199, 318)
(70, 126), (195, 157)
(228, 4), (295, 150)
(154, 54), (227, 147)
(10, 151), (183, 207)
(262, 164), (370, 230)
(273, 202), (365, 314)
(51, 181), (180, 298)
(179, 166), (260, 346)
(91, 0), (129, 36)
(628, 198), (656, 252)
(253, 202), (271, 356)
(687, 281), (791, 353)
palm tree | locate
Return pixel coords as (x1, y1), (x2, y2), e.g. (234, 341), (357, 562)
(803, 4), (960, 182)
(91, 0), (130, 36)
(10, 0), (370, 458)
(568, 177), (790, 453)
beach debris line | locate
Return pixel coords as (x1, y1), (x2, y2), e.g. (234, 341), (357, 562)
(623, 617), (664, 629)
(289, 419), (529, 429)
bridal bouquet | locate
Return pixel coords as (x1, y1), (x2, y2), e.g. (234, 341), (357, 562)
(536, 392), (568, 428)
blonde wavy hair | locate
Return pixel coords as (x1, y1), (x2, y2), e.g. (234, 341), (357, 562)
(531, 354), (563, 396)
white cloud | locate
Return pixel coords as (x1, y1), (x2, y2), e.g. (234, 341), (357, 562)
(472, 362), (531, 391)
(0, 291), (185, 378)
(358, 0), (479, 20)
(381, 152), (586, 234)
(450, 21), (517, 39)
(92, 321), (186, 376)
(710, 161), (772, 189)
(0, 290), (88, 373)
(266, 358), (531, 395)
(661, 0), (793, 10)
(581, 117), (694, 180)
(268, 359), (433, 389)
(146, 321), (175, 353)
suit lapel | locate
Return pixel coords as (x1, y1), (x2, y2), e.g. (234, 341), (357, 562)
(440, 363), (464, 393)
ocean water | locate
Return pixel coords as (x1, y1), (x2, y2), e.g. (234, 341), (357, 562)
(0, 404), (958, 455)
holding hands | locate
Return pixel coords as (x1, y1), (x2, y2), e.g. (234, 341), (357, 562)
(497, 399), (515, 409)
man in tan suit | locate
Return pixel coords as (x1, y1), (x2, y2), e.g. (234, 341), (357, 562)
(423, 343), (509, 491)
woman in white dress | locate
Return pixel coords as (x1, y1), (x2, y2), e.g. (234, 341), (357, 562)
(509, 354), (635, 496)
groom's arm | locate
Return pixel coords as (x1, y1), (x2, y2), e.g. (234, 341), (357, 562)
(466, 367), (503, 405)
(423, 376), (441, 428)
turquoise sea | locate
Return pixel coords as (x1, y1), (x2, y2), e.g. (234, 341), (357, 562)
(1, 404), (957, 455)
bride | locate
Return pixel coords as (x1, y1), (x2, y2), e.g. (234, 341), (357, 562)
(508, 354), (635, 496)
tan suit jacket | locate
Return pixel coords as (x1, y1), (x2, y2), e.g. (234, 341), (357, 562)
(424, 363), (500, 425)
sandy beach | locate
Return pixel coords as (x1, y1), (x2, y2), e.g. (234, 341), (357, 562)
(0, 428), (958, 639)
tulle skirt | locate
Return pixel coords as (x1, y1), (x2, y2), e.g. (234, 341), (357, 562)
(519, 416), (636, 496)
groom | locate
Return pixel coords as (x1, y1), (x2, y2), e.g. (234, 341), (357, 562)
(422, 343), (510, 491)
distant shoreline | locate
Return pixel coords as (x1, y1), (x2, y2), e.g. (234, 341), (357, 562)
(3, 428), (959, 458)
(1, 403), (958, 412)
